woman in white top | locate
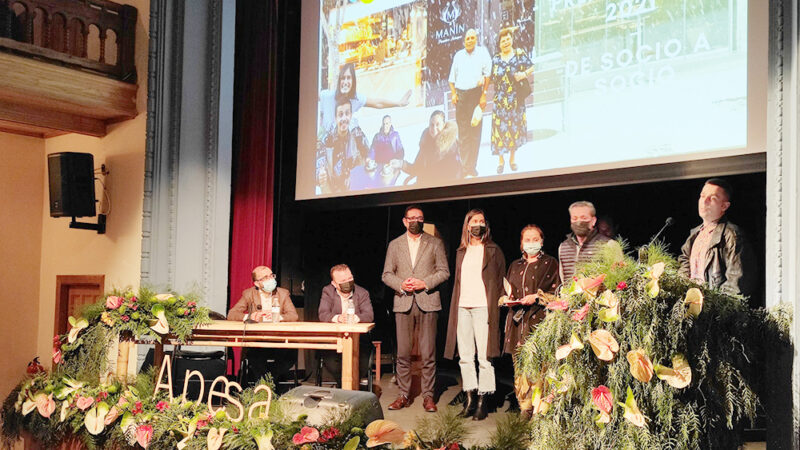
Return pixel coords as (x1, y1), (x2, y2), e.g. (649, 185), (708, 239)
(444, 209), (506, 421)
(318, 63), (412, 135)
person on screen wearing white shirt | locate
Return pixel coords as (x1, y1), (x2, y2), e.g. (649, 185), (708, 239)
(316, 99), (369, 193)
(448, 29), (491, 178)
(317, 62), (412, 135)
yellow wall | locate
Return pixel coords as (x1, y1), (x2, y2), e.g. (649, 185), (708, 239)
(35, 0), (150, 366)
(0, 133), (45, 400)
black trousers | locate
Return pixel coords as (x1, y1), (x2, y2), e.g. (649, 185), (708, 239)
(319, 334), (372, 384)
(455, 86), (484, 173)
(242, 348), (297, 385)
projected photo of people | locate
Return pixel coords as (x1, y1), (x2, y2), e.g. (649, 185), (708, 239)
(310, 0), (748, 197)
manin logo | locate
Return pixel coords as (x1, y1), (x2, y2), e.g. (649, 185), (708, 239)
(440, 1), (461, 25)
(435, 0), (465, 43)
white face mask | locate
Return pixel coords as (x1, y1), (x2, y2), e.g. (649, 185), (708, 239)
(523, 242), (542, 256)
(260, 278), (277, 292)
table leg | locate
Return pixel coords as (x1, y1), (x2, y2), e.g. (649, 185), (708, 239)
(373, 341), (381, 386)
(341, 333), (360, 390)
(153, 342), (164, 383)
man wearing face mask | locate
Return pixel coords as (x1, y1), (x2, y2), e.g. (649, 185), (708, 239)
(227, 266), (299, 386)
(557, 201), (611, 284)
(319, 264), (374, 324)
(317, 264), (375, 384)
(678, 178), (754, 296)
(382, 205), (450, 412)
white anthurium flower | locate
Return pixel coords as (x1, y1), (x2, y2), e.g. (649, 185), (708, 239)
(67, 316), (89, 343)
(84, 402), (110, 435)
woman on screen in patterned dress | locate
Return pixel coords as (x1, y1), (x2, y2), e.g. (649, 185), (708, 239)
(490, 28), (534, 174)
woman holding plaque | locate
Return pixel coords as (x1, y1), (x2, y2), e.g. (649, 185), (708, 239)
(490, 28), (533, 174)
(502, 224), (560, 418)
(444, 209), (506, 421)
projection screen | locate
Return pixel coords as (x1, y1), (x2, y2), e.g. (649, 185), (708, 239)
(296, 0), (766, 201)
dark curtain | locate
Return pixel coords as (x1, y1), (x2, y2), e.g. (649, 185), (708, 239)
(228, 0), (280, 372)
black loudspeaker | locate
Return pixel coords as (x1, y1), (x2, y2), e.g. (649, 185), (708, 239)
(48, 152), (96, 218)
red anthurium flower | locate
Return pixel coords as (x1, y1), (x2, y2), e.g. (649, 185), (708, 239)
(76, 396), (94, 411)
(546, 299), (569, 311)
(136, 424), (153, 449)
(577, 274), (606, 291)
(105, 296), (124, 310)
(571, 303), (591, 321)
(591, 385), (613, 414)
(292, 426), (319, 445)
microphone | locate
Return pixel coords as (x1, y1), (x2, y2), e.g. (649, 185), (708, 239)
(650, 217), (674, 243)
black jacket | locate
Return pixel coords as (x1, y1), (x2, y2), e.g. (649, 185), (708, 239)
(678, 217), (754, 297)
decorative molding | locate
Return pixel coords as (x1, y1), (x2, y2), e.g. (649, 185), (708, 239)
(141, 0), (233, 315)
(141, 0), (184, 288)
(167, 0), (184, 289)
(765, 0), (799, 447)
(202, 0), (222, 299)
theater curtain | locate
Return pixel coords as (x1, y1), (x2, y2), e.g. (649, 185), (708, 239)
(228, 0), (279, 372)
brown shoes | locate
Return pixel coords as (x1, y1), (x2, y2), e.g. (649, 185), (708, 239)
(387, 395), (410, 410)
(423, 395), (437, 412)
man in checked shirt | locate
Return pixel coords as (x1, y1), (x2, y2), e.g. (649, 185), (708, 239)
(678, 178), (754, 296)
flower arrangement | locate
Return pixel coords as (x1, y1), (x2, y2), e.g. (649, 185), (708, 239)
(514, 241), (791, 449)
(3, 251), (788, 450)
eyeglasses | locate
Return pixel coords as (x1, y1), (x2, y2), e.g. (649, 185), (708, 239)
(257, 273), (276, 282)
(405, 216), (424, 221)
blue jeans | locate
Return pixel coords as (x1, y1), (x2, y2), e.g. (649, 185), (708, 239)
(457, 306), (495, 393)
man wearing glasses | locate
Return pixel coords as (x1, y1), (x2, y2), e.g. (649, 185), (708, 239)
(382, 205), (450, 412)
(228, 265), (298, 385)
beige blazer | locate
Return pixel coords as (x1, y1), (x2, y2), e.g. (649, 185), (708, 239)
(227, 286), (299, 322)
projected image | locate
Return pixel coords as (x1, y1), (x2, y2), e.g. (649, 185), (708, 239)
(313, 0), (747, 196)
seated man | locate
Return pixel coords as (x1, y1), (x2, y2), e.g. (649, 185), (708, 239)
(227, 265), (299, 386)
(318, 264), (374, 385)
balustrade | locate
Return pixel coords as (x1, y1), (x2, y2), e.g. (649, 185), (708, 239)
(0, 0), (136, 82)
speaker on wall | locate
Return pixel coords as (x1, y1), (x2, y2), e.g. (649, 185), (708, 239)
(48, 152), (96, 218)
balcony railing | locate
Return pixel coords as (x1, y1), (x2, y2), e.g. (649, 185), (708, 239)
(0, 0), (137, 82)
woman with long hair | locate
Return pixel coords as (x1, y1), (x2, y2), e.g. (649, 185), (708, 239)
(490, 28), (533, 174)
(318, 63), (412, 135)
(503, 224), (560, 418)
(444, 209), (506, 421)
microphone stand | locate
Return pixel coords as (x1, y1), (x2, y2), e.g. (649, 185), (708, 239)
(639, 218), (674, 262)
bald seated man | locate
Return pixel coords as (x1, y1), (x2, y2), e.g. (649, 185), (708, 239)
(228, 265), (298, 386)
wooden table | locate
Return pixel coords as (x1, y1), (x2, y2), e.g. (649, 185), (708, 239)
(154, 320), (374, 390)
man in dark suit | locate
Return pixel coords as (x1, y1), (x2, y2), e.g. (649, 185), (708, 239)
(382, 205), (450, 412)
(318, 264), (374, 383)
(227, 265), (299, 385)
(319, 264), (374, 323)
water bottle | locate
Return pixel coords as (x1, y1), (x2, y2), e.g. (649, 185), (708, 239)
(271, 296), (281, 323)
(346, 298), (356, 324)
